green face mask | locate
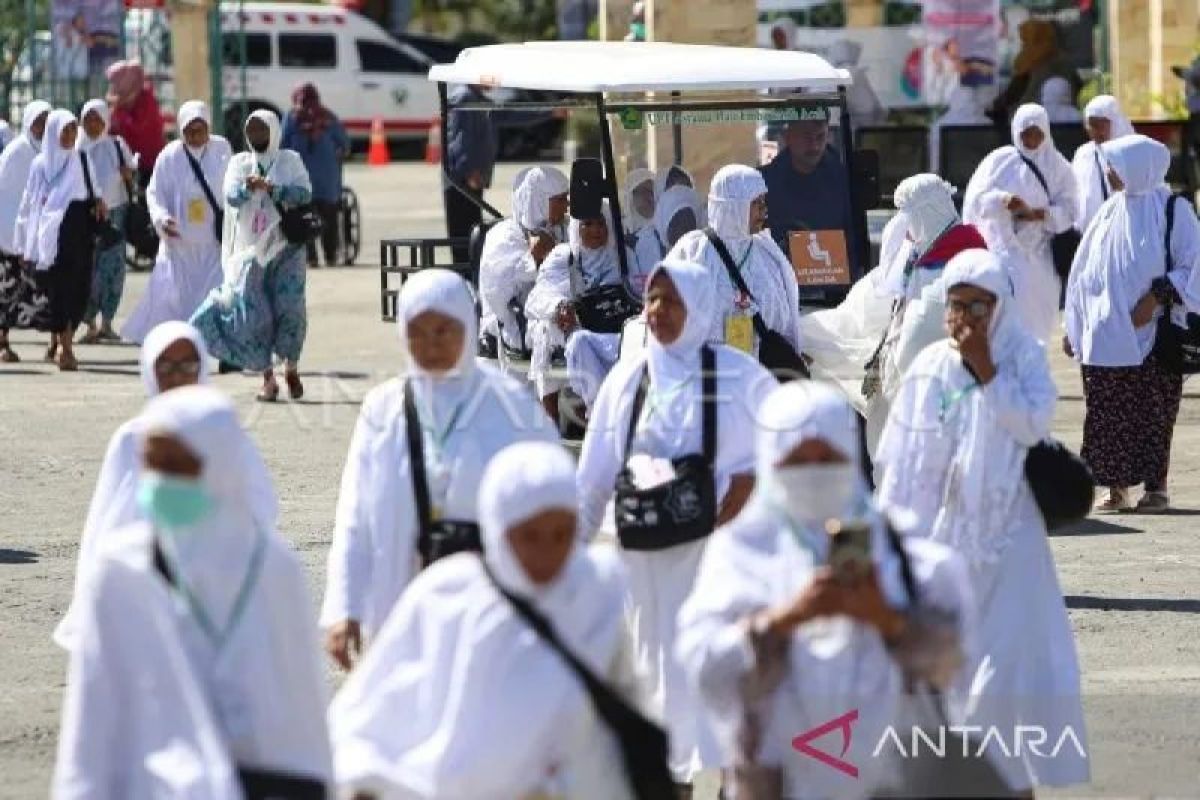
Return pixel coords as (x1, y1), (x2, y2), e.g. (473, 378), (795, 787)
(137, 472), (214, 530)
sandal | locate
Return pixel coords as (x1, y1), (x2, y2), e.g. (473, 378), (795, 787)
(0, 346), (19, 363)
(256, 379), (280, 403)
(1094, 487), (1134, 514)
(78, 329), (100, 345)
(97, 328), (121, 343)
(57, 351), (78, 372)
(44, 346), (58, 363)
(285, 369), (304, 400)
(1135, 491), (1171, 514)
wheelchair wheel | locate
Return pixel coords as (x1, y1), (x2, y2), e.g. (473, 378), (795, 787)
(340, 186), (361, 265)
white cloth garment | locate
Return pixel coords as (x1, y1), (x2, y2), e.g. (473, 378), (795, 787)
(669, 164), (802, 358)
(622, 167), (656, 236)
(0, 100), (50, 255)
(320, 269), (557, 638)
(1040, 77), (1082, 124)
(330, 441), (638, 800)
(577, 259), (776, 779)
(876, 251), (1088, 791)
(53, 321), (231, 651)
(222, 109), (311, 284)
(478, 166), (569, 351)
(829, 39), (886, 132)
(631, 185), (704, 297)
(1065, 134), (1200, 367)
(123, 101), (232, 343)
(677, 382), (975, 799)
(55, 386), (332, 797)
(963, 103), (1079, 342)
(929, 85), (990, 172)
(17, 108), (94, 271)
(78, 98), (133, 209)
(1071, 95), (1136, 233)
(526, 206), (624, 402)
(654, 164), (694, 199)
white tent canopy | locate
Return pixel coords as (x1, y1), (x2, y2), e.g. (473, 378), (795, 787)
(427, 41), (852, 94)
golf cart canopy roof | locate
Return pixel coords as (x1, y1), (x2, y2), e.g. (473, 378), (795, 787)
(427, 41), (852, 94)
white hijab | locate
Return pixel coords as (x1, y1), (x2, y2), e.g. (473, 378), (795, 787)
(1040, 77), (1082, 124)
(894, 173), (959, 253)
(1082, 94), (1134, 139)
(513, 165), (569, 233)
(622, 168), (655, 233)
(565, 203), (622, 291)
(0, 100), (50, 254)
(329, 441), (628, 799)
(1072, 95), (1135, 232)
(21, 100), (51, 154)
(707, 164), (764, 242)
(178, 100), (211, 159)
(397, 267), (480, 423)
(653, 185), (704, 249)
(76, 98), (111, 153)
(25, 109), (90, 270)
(878, 249), (1053, 566)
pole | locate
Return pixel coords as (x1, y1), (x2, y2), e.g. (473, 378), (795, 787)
(239, 0), (247, 126)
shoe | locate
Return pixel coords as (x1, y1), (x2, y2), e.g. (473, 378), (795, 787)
(256, 377), (280, 403)
(56, 351), (78, 372)
(0, 347), (19, 363)
(502, 342), (530, 363)
(78, 328), (99, 345)
(96, 328), (121, 343)
(1094, 487), (1134, 513)
(1135, 491), (1171, 514)
(285, 369), (304, 400)
(477, 332), (498, 360)
(218, 360), (242, 375)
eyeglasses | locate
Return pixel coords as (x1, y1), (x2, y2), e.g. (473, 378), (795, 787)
(155, 359), (202, 379)
(945, 299), (993, 319)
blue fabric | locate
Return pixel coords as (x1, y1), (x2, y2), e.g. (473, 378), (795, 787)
(280, 112), (348, 203)
(445, 84), (498, 186)
(759, 148), (853, 249)
(87, 204), (128, 321)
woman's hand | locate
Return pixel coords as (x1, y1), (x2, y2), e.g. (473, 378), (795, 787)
(1006, 194), (1030, 215)
(95, 199), (108, 221)
(119, 165), (134, 184)
(717, 473), (755, 526)
(529, 231), (555, 265)
(161, 217), (181, 239)
(1061, 334), (1075, 358)
(949, 319), (996, 383)
(1132, 292), (1160, 328)
(325, 619), (362, 671)
(764, 567), (844, 636)
(555, 301), (577, 333)
(836, 566), (908, 643)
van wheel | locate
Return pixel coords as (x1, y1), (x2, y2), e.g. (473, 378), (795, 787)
(223, 102), (279, 150)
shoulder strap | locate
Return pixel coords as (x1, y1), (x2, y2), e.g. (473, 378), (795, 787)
(700, 345), (716, 465)
(184, 148), (221, 217)
(703, 227), (770, 338)
(622, 366), (650, 464)
(882, 519), (919, 607)
(1018, 154), (1052, 201)
(1093, 150), (1109, 202)
(113, 139), (135, 198)
(566, 248), (582, 297)
(403, 381), (434, 541)
(1165, 193), (1181, 275)
(79, 152), (96, 202)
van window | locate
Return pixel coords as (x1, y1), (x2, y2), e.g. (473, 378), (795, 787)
(356, 40), (424, 74)
(279, 33), (337, 69)
(222, 33), (271, 67)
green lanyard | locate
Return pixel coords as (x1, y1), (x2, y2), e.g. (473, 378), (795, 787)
(159, 530), (267, 653)
(416, 395), (468, 458)
(938, 382), (980, 423)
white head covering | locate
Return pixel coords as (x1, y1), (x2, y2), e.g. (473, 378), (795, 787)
(894, 173), (959, 251)
(178, 100), (210, 133)
(77, 98), (111, 152)
(244, 108), (282, 170)
(565, 200), (621, 290)
(138, 321), (212, 396)
(623, 167), (656, 233)
(1102, 133), (1170, 197)
(654, 164), (694, 199)
(513, 166), (569, 232)
(768, 18), (796, 50)
(644, 258), (714, 382)
(942, 247), (1021, 358)
(1011, 103), (1056, 165)
(1040, 77), (1082, 124)
(707, 164), (766, 242)
(21, 100), (51, 152)
(396, 267), (478, 379)
(653, 185), (704, 248)
(24, 109), (89, 268)
(479, 441), (579, 597)
(1083, 94), (1135, 139)
(39, 109), (79, 188)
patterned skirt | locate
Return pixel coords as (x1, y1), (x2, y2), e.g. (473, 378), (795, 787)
(1080, 355), (1183, 490)
(0, 254), (49, 331)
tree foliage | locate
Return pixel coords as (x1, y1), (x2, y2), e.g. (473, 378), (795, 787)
(412, 0), (557, 42)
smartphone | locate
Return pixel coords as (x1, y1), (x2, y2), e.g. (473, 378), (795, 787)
(826, 519), (872, 583)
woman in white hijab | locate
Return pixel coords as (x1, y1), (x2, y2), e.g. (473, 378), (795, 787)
(631, 184), (704, 296)
(1065, 134), (1200, 513)
(1072, 94), (1136, 233)
(678, 382), (974, 799)
(669, 164), (803, 369)
(53, 320), (227, 650)
(123, 100), (231, 345)
(478, 165), (569, 361)
(330, 440), (641, 800)
(963, 103), (1079, 342)
(0, 99), (50, 362)
(622, 167), (656, 240)
(321, 269), (556, 671)
(190, 109), (312, 402)
(526, 202), (630, 418)
(577, 259), (775, 785)
(55, 385), (332, 798)
(16, 108), (98, 371)
(77, 98), (135, 344)
(877, 249), (1089, 793)
(1040, 76), (1082, 124)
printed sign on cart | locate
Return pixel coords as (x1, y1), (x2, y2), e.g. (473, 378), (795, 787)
(789, 230), (850, 286)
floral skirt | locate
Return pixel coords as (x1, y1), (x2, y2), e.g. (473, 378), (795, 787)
(0, 254), (49, 330)
(1080, 356), (1183, 490)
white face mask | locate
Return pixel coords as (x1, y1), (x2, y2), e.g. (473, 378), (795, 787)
(773, 462), (859, 525)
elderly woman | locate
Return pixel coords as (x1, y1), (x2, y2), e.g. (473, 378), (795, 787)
(678, 382), (974, 799)
(1065, 135), (1200, 513)
(190, 110), (312, 402)
(0, 99), (50, 362)
(631, 185), (704, 296)
(669, 164), (803, 377)
(577, 259), (775, 787)
(1072, 95), (1136, 233)
(878, 249), (1089, 793)
(964, 103), (1079, 342)
(54, 385), (332, 798)
(478, 165), (570, 361)
(330, 441), (643, 800)
(622, 167), (656, 242)
(281, 83), (349, 268)
(320, 269), (556, 672)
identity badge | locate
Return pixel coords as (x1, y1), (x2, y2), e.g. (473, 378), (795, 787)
(187, 197), (207, 225)
(725, 314), (753, 354)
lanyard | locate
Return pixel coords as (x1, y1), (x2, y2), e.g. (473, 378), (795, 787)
(416, 392), (468, 458)
(1094, 151), (1109, 202)
(158, 529), (267, 653)
(938, 381), (980, 422)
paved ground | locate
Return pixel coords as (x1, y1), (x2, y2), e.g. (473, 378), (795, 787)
(1, 162), (1198, 798)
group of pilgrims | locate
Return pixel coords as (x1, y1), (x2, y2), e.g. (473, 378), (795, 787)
(0, 96), (314, 401)
(47, 93), (1200, 800)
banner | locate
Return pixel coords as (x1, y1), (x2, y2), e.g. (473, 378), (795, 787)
(51, 0), (123, 79)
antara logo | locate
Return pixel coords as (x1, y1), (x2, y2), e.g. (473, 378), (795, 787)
(791, 709), (860, 778)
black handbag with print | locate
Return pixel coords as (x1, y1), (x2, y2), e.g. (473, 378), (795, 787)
(79, 152), (123, 250)
(1151, 193), (1200, 374)
(614, 345), (717, 551)
(568, 250), (642, 334)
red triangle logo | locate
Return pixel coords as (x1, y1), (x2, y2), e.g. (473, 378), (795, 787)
(791, 708), (860, 778)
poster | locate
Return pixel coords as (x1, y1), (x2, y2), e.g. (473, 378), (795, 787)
(789, 230), (851, 286)
(51, 0), (123, 79)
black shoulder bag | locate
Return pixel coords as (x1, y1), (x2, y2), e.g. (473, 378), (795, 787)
(114, 140), (159, 256)
(704, 228), (810, 381)
(568, 249), (641, 334)
(404, 381), (482, 567)
(1024, 437), (1095, 530)
(1151, 193), (1200, 374)
(614, 345), (718, 551)
(184, 148), (224, 243)
(265, 171), (322, 246)
(481, 562), (675, 800)
(1019, 154), (1081, 281)
(79, 151), (122, 250)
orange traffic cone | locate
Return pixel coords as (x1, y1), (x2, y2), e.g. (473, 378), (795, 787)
(367, 118), (389, 166)
(425, 118), (442, 165)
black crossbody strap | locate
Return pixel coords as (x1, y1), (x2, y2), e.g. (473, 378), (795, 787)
(184, 148), (222, 218)
(113, 139), (135, 199)
(621, 367), (650, 464)
(1164, 193), (1180, 276)
(703, 227), (770, 339)
(1018, 154), (1052, 202)
(882, 519), (919, 607)
(79, 152), (97, 202)
(1093, 150), (1109, 202)
(403, 381), (434, 539)
(700, 344), (716, 466)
